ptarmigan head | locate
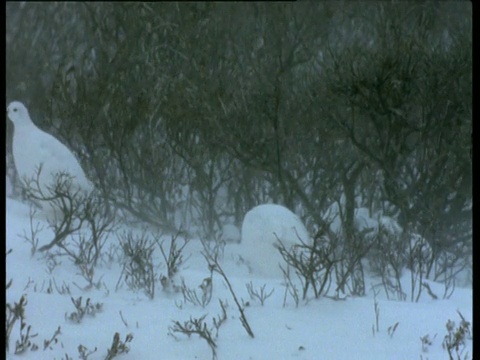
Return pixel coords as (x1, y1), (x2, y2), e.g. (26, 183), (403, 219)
(7, 101), (33, 127)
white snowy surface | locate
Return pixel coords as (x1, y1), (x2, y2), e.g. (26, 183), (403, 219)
(240, 204), (311, 278)
(6, 173), (13, 197)
(326, 203), (404, 238)
(7, 101), (93, 195)
(221, 223), (241, 243)
(6, 196), (473, 360)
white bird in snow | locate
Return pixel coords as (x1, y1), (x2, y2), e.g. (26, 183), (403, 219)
(7, 101), (93, 197)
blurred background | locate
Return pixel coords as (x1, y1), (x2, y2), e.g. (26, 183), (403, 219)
(6, 2), (472, 288)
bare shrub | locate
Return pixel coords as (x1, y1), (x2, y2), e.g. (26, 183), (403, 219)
(368, 226), (408, 301)
(180, 276), (213, 308)
(21, 206), (44, 256)
(169, 300), (227, 360)
(105, 332), (134, 360)
(277, 226), (339, 300)
(6, 294), (28, 352)
(116, 230), (157, 299)
(6, 294), (62, 354)
(245, 282), (274, 306)
(65, 296), (103, 323)
(201, 239), (254, 339)
(21, 169), (115, 289)
(158, 231), (190, 290)
(442, 311), (471, 360)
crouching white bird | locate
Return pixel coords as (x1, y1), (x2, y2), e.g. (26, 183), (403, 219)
(7, 101), (94, 199)
(240, 204), (311, 278)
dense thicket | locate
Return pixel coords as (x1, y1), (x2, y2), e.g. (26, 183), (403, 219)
(7, 2), (471, 287)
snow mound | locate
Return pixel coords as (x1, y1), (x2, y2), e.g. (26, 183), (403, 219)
(221, 223), (241, 243)
(240, 204), (311, 278)
(7, 101), (93, 196)
(378, 215), (403, 235)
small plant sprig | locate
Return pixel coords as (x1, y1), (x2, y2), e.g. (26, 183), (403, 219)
(420, 333), (437, 353)
(6, 294), (28, 352)
(118, 311), (129, 328)
(169, 301), (227, 360)
(245, 282), (274, 306)
(442, 311), (471, 360)
(370, 285), (399, 339)
(65, 296), (103, 323)
(170, 315), (217, 359)
(21, 206), (43, 256)
(158, 231), (190, 287)
(78, 344), (98, 360)
(6, 248), (13, 290)
(68, 234), (106, 289)
(44, 252), (62, 275)
(14, 321), (39, 354)
(371, 285), (380, 336)
(117, 230), (157, 299)
(6, 294), (63, 354)
(421, 282), (438, 300)
(43, 326), (62, 350)
(387, 322), (399, 338)
(201, 239), (254, 339)
(51, 278), (72, 295)
(105, 332), (133, 360)
(212, 300), (228, 338)
(180, 276), (213, 308)
(280, 265), (300, 308)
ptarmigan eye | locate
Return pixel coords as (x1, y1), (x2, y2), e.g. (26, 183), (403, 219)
(13, 108), (18, 112)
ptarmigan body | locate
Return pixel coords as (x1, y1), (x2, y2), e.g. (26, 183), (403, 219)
(240, 204), (311, 278)
(7, 101), (93, 196)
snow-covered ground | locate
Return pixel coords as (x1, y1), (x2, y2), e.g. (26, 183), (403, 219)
(6, 196), (472, 360)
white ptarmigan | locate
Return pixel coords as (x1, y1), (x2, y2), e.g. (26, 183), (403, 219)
(7, 101), (93, 196)
(240, 204), (311, 278)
